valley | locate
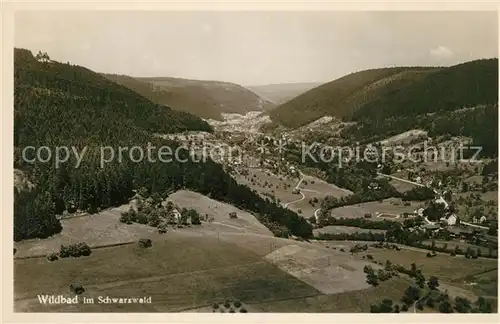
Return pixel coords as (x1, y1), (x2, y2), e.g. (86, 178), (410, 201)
(12, 40), (498, 314)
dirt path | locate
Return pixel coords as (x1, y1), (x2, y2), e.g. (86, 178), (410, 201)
(283, 192), (305, 208)
(314, 208), (321, 222)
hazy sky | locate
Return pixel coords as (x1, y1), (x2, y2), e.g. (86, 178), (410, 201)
(15, 11), (498, 85)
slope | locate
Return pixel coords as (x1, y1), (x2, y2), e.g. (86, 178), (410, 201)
(15, 49), (212, 141)
(248, 82), (322, 105)
(343, 59), (498, 155)
(106, 75), (275, 120)
(270, 67), (437, 128)
(14, 48), (312, 241)
(352, 59), (498, 122)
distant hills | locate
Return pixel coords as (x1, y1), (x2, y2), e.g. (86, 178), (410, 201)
(14, 48), (212, 149)
(270, 67), (439, 128)
(103, 74), (274, 120)
(13, 47), (207, 240)
(248, 82), (321, 105)
(351, 59), (498, 122)
(271, 59), (498, 129)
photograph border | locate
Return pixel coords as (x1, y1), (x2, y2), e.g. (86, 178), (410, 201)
(2, 1), (500, 323)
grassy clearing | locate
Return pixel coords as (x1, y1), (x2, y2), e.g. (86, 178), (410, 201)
(422, 239), (497, 257)
(312, 240), (496, 301)
(330, 198), (421, 222)
(14, 205), (159, 258)
(355, 247), (497, 283)
(15, 189), (277, 259)
(15, 237), (261, 300)
(167, 190), (272, 236)
(481, 190), (498, 203)
(15, 236), (321, 312)
(465, 269), (498, 297)
(233, 168), (298, 203)
(252, 277), (414, 312)
(19, 260), (320, 312)
(264, 244), (375, 295)
(387, 178), (418, 193)
(300, 174), (353, 197)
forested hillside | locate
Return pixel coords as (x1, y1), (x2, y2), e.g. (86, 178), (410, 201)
(270, 59), (498, 157)
(104, 74), (274, 120)
(270, 67), (437, 127)
(342, 59), (498, 156)
(351, 59), (498, 122)
(14, 48), (312, 241)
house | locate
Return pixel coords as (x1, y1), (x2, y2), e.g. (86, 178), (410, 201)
(479, 215), (487, 224)
(415, 208), (425, 217)
(446, 214), (457, 226)
(172, 208), (181, 222)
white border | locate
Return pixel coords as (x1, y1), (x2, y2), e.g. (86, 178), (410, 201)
(2, 1), (500, 323)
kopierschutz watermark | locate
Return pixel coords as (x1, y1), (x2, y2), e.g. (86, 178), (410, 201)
(300, 141), (482, 167)
(19, 140), (482, 169)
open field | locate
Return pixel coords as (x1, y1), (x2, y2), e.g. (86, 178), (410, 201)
(313, 226), (386, 236)
(285, 173), (353, 218)
(422, 239), (498, 257)
(481, 190), (499, 203)
(15, 190), (277, 259)
(311, 240), (496, 302)
(168, 190), (273, 236)
(329, 198), (422, 221)
(353, 246), (498, 284)
(265, 244), (373, 295)
(465, 269), (498, 298)
(14, 187), (496, 313)
(386, 177), (418, 193)
(251, 277), (414, 312)
(233, 168), (299, 203)
(455, 190), (498, 204)
(233, 168), (352, 219)
(14, 205), (159, 258)
(14, 236), (321, 312)
(300, 174), (353, 197)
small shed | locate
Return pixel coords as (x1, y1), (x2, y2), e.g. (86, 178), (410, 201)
(138, 238), (152, 248)
(70, 283), (85, 295)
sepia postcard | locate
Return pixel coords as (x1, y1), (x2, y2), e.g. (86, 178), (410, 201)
(3, 1), (500, 322)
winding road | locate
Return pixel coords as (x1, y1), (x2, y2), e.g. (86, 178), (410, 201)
(282, 170), (491, 231)
(282, 171), (306, 208)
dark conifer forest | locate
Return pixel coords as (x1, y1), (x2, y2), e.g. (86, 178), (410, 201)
(13, 48), (312, 241)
